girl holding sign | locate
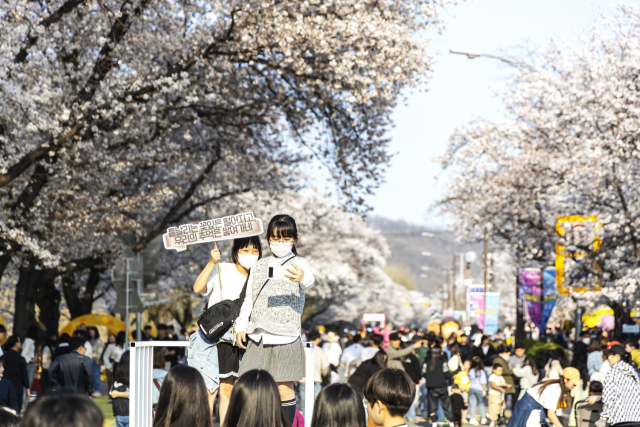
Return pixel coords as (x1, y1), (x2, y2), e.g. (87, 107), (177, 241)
(190, 236), (262, 424)
(236, 214), (315, 425)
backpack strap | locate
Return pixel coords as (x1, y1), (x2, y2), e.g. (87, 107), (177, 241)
(153, 379), (162, 391)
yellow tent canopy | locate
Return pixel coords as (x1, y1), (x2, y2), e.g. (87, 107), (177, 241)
(60, 314), (127, 337)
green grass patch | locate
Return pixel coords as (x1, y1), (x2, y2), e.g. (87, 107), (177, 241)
(94, 395), (115, 427)
(523, 339), (568, 369)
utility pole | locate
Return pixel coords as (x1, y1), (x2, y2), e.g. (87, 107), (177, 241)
(452, 255), (457, 311)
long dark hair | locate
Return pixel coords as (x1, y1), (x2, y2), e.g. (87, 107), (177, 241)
(524, 355), (538, 377)
(471, 356), (485, 373)
(533, 377), (566, 409)
(115, 331), (126, 348)
(115, 351), (130, 386)
(153, 365), (212, 427)
(224, 370), (288, 427)
(311, 383), (366, 427)
(548, 348), (566, 368)
(231, 236), (263, 264)
(267, 214), (299, 255)
(371, 350), (388, 369)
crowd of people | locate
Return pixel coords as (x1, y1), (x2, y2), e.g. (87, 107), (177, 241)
(0, 212), (639, 427)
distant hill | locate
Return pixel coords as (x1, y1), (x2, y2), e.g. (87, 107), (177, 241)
(367, 216), (484, 297)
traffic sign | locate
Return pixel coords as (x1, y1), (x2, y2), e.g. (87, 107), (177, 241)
(113, 281), (145, 314)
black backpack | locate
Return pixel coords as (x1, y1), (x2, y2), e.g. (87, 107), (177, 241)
(197, 276), (249, 341)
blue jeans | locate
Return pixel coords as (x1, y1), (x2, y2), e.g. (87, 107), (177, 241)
(115, 415), (129, 427)
(92, 360), (102, 394)
(469, 388), (486, 420)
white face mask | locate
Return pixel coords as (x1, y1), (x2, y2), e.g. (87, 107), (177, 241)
(582, 338), (591, 345)
(270, 242), (293, 258)
(237, 254), (258, 270)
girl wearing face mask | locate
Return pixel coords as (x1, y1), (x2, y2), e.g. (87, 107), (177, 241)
(235, 214), (315, 426)
(191, 236), (262, 425)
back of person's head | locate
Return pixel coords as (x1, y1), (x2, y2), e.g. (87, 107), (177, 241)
(153, 365), (212, 427)
(4, 336), (18, 350)
(372, 350), (388, 369)
(0, 407), (20, 427)
(115, 351), (130, 386)
(22, 393), (103, 427)
(153, 347), (166, 369)
(115, 331), (126, 347)
(495, 344), (508, 354)
(26, 324), (40, 341)
(352, 334), (362, 344)
(307, 330), (320, 342)
(363, 368), (414, 420)
(224, 370), (287, 427)
(370, 334), (383, 347)
(69, 337), (85, 352)
(311, 383), (366, 427)
(589, 381), (603, 395)
(59, 333), (70, 344)
(73, 329), (88, 341)
(471, 356), (485, 371)
(626, 339), (639, 350)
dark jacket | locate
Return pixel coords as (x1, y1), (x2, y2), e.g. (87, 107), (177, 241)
(2, 349), (29, 411)
(423, 348), (458, 389)
(403, 353), (422, 384)
(112, 383), (129, 416)
(0, 378), (18, 413)
(572, 341), (588, 368)
(348, 359), (383, 394)
(460, 342), (475, 362)
(49, 351), (94, 395)
(474, 344), (497, 368)
(52, 343), (71, 362)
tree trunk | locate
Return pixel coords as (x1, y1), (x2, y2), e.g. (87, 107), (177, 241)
(13, 261), (42, 339)
(62, 267), (104, 319)
(35, 276), (61, 338)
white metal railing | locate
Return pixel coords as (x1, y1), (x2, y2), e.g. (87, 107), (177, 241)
(130, 339), (316, 427)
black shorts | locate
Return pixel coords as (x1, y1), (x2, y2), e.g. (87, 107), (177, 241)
(218, 342), (244, 379)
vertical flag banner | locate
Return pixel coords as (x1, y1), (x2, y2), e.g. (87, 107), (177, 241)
(519, 268), (542, 328)
(541, 268), (557, 332)
(470, 291), (485, 331)
(484, 293), (501, 335)
(466, 286), (484, 326)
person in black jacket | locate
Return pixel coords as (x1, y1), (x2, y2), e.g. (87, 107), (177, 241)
(475, 335), (497, 373)
(49, 337), (94, 396)
(109, 351), (130, 427)
(0, 358), (18, 414)
(423, 337), (457, 423)
(403, 342), (423, 422)
(348, 350), (387, 397)
(460, 334), (475, 362)
(2, 336), (29, 414)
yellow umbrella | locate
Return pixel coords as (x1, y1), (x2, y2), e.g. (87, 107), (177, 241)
(59, 314), (128, 338)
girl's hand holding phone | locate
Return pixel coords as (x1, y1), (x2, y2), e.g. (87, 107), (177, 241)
(285, 264), (305, 282)
(210, 248), (221, 264)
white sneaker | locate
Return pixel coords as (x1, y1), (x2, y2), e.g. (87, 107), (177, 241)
(481, 419), (488, 425)
(469, 419), (480, 425)
(490, 422), (496, 427)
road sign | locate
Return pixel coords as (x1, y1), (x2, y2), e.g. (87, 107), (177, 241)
(113, 281), (145, 314)
(112, 247), (143, 283)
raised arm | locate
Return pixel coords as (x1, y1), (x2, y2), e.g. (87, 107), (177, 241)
(193, 248), (220, 294)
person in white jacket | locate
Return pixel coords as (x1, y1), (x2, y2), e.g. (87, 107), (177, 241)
(323, 332), (343, 368)
(513, 356), (539, 400)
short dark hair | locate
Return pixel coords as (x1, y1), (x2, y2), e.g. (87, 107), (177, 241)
(144, 325), (152, 331)
(311, 383), (366, 427)
(153, 347), (166, 369)
(157, 324), (168, 331)
(389, 333), (400, 342)
(0, 325), (6, 334)
(306, 330), (320, 342)
(0, 407), (20, 427)
(370, 334), (383, 347)
(69, 337), (86, 352)
(5, 336), (19, 350)
(115, 351), (130, 386)
(21, 393), (103, 427)
(626, 339), (639, 350)
(589, 381), (603, 395)
(231, 236), (263, 265)
(492, 363), (503, 371)
(224, 370), (288, 427)
(352, 334), (362, 344)
(363, 368), (414, 417)
(495, 344), (508, 354)
(515, 342), (526, 350)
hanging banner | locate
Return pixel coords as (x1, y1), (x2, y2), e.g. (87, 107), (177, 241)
(470, 291), (485, 331)
(555, 215), (602, 294)
(519, 268), (542, 328)
(541, 267), (557, 332)
(163, 212), (264, 252)
(466, 286), (484, 326)
(484, 293), (501, 335)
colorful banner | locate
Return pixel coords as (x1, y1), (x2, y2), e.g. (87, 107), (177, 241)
(541, 268), (557, 332)
(484, 293), (500, 335)
(519, 268), (542, 328)
(470, 291), (485, 330)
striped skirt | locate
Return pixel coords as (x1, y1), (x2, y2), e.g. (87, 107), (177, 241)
(238, 337), (306, 382)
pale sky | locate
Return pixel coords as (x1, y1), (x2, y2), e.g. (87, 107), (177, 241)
(368, 0), (620, 228)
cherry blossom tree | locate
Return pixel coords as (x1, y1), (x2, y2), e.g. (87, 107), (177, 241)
(439, 4), (640, 329)
(1, 0), (458, 335)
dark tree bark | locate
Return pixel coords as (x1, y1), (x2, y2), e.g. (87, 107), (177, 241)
(34, 276), (61, 338)
(62, 267), (104, 319)
(13, 261), (43, 339)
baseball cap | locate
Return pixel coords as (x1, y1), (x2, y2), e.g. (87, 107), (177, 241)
(606, 341), (622, 349)
(389, 333), (400, 341)
(563, 367), (583, 386)
(603, 344), (625, 356)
